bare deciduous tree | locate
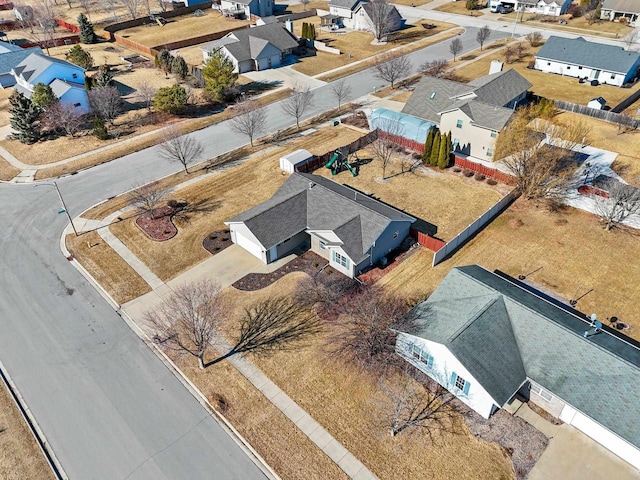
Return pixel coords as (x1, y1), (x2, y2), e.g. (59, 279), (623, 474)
(419, 59), (449, 77)
(374, 53), (411, 88)
(127, 181), (168, 218)
(449, 37), (463, 61)
(145, 280), (223, 369)
(594, 179), (640, 230)
(41, 102), (85, 137)
(367, 0), (395, 43)
(88, 86), (124, 125)
(476, 24), (491, 50)
(136, 80), (158, 111)
(78, 0), (92, 15)
(281, 83), (314, 130)
(300, 0), (311, 10)
(119, 0), (141, 19)
(158, 127), (204, 174)
(375, 372), (458, 438)
(504, 44), (517, 64)
(331, 79), (352, 112)
(497, 106), (591, 200)
(525, 31), (543, 47)
(32, 0), (58, 55)
(229, 99), (267, 147)
(624, 28), (640, 49)
(370, 118), (403, 179)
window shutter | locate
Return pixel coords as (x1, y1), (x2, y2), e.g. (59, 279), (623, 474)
(427, 355), (434, 368)
(463, 381), (470, 395)
(450, 372), (457, 386)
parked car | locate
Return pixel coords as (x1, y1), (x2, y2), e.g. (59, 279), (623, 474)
(497, 4), (514, 13)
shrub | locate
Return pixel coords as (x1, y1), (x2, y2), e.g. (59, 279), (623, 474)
(167, 199), (181, 208)
(487, 178), (498, 185)
(412, 152), (422, 160)
(65, 45), (93, 69)
(526, 31), (544, 47)
(474, 173), (486, 181)
(93, 115), (108, 140)
(153, 84), (187, 115)
(463, 169), (474, 177)
(453, 166), (462, 173)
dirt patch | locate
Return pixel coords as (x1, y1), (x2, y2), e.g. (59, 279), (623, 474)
(135, 206), (177, 241)
(342, 111), (369, 130)
(233, 251), (341, 291)
(527, 402), (563, 425)
(463, 407), (548, 480)
(202, 229), (233, 255)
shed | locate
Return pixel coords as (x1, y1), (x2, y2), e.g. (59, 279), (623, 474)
(588, 97), (606, 110)
(370, 108), (435, 145)
(280, 149), (312, 173)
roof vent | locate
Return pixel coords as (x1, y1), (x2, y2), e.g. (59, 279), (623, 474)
(430, 92), (436, 99)
(583, 314), (602, 338)
(308, 181), (315, 189)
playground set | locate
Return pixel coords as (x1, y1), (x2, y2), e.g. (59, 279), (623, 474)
(325, 147), (359, 177)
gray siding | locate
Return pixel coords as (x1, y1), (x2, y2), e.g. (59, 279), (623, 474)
(310, 234), (331, 260)
(369, 220), (411, 264)
(274, 230), (308, 259)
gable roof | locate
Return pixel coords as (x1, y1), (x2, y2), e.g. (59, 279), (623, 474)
(536, 36), (640, 74)
(329, 0), (361, 9)
(12, 52), (84, 85)
(602, 0), (640, 13)
(0, 41), (24, 54)
(0, 47), (42, 75)
(49, 78), (85, 98)
(402, 265), (640, 449)
(226, 173), (415, 263)
(402, 69), (529, 127)
(201, 23), (298, 62)
(358, 1), (401, 20)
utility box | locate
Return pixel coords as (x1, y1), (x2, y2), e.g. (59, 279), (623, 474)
(279, 149), (312, 173)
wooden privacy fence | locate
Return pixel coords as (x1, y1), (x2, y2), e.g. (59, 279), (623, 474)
(410, 228), (446, 252)
(379, 131), (424, 153)
(56, 18), (79, 32)
(453, 155), (516, 186)
(21, 35), (80, 48)
(295, 130), (378, 173)
(431, 190), (518, 266)
(553, 100), (640, 129)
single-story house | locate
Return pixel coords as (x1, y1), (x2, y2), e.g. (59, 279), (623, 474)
(0, 42), (42, 88)
(395, 265), (640, 471)
(220, 0), (273, 19)
(352, 1), (403, 36)
(513, 0), (570, 15)
(534, 36), (640, 87)
(225, 172), (416, 278)
(11, 52), (90, 112)
(200, 23), (298, 73)
(402, 68), (531, 161)
(600, 0), (640, 26)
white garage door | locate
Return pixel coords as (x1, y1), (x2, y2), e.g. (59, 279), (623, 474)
(235, 231), (264, 261)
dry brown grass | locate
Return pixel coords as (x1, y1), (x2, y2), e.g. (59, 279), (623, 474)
(455, 43), (640, 107)
(118, 12), (249, 47)
(0, 382), (55, 480)
(389, 90), (413, 103)
(216, 276), (515, 480)
(108, 126), (365, 281)
(293, 21), (459, 78)
(380, 199), (640, 339)
(434, 2), (485, 16)
(66, 231), (151, 304)
(0, 88), (12, 127)
(316, 154), (504, 240)
(497, 13), (631, 37)
(286, 1), (331, 13)
(0, 159), (20, 182)
(393, 0), (433, 6)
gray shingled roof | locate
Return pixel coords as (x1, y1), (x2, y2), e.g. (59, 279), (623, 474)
(201, 23), (298, 62)
(12, 52), (84, 85)
(329, 0), (361, 9)
(49, 78), (85, 98)
(0, 47), (42, 75)
(402, 265), (640, 449)
(402, 69), (529, 128)
(0, 41), (24, 54)
(226, 173), (415, 262)
(536, 36), (640, 75)
(602, 0), (640, 13)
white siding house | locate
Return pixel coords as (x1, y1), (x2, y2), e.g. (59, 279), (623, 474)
(600, 0), (640, 26)
(328, 0), (364, 28)
(516, 0), (571, 16)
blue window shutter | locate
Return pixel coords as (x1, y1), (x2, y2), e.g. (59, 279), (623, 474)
(450, 372), (457, 386)
(463, 381), (470, 395)
(427, 355), (434, 368)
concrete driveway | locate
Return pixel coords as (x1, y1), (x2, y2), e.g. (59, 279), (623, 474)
(242, 64), (327, 90)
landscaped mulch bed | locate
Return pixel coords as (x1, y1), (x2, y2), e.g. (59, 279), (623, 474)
(341, 111), (369, 129)
(232, 251), (341, 291)
(135, 205), (177, 241)
(202, 229), (233, 255)
(358, 239), (417, 285)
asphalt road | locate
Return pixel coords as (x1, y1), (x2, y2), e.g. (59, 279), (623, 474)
(0, 25), (508, 480)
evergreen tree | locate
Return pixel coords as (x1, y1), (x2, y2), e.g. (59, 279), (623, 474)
(202, 48), (238, 102)
(93, 115), (109, 140)
(93, 65), (114, 88)
(153, 84), (188, 114)
(423, 128), (435, 164)
(171, 55), (189, 80)
(311, 24), (316, 40)
(78, 13), (97, 44)
(156, 49), (174, 75)
(429, 131), (441, 166)
(32, 83), (57, 108)
(9, 93), (41, 144)
(66, 45), (94, 69)
(437, 132), (449, 169)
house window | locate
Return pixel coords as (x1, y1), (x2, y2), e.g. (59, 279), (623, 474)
(453, 138), (459, 147)
(487, 148), (494, 157)
(611, 74), (616, 80)
(456, 119), (463, 128)
(566, 66), (570, 70)
(547, 62), (551, 66)
(455, 375), (466, 390)
(578, 66), (582, 70)
(333, 251), (349, 269)
(490, 130), (497, 138)
(410, 344), (434, 368)
(73, 102), (81, 107)
(319, 240), (327, 250)
(393, 231), (399, 238)
(72, 73), (78, 78)
(451, 372), (470, 394)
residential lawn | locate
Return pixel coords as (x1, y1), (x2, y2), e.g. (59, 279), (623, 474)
(0, 160), (20, 182)
(0, 381), (55, 480)
(291, 20), (459, 77)
(434, 2), (487, 16)
(108, 125), (366, 282)
(216, 276), (516, 480)
(454, 43), (640, 107)
(380, 198), (640, 340)
(117, 12), (250, 48)
(0, 88), (11, 127)
(389, 89), (413, 103)
(497, 13), (632, 38)
(315, 153), (505, 241)
(393, 0), (434, 6)
(285, 1), (330, 13)
(67, 231), (152, 304)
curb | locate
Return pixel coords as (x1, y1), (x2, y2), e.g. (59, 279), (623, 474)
(0, 359), (68, 480)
